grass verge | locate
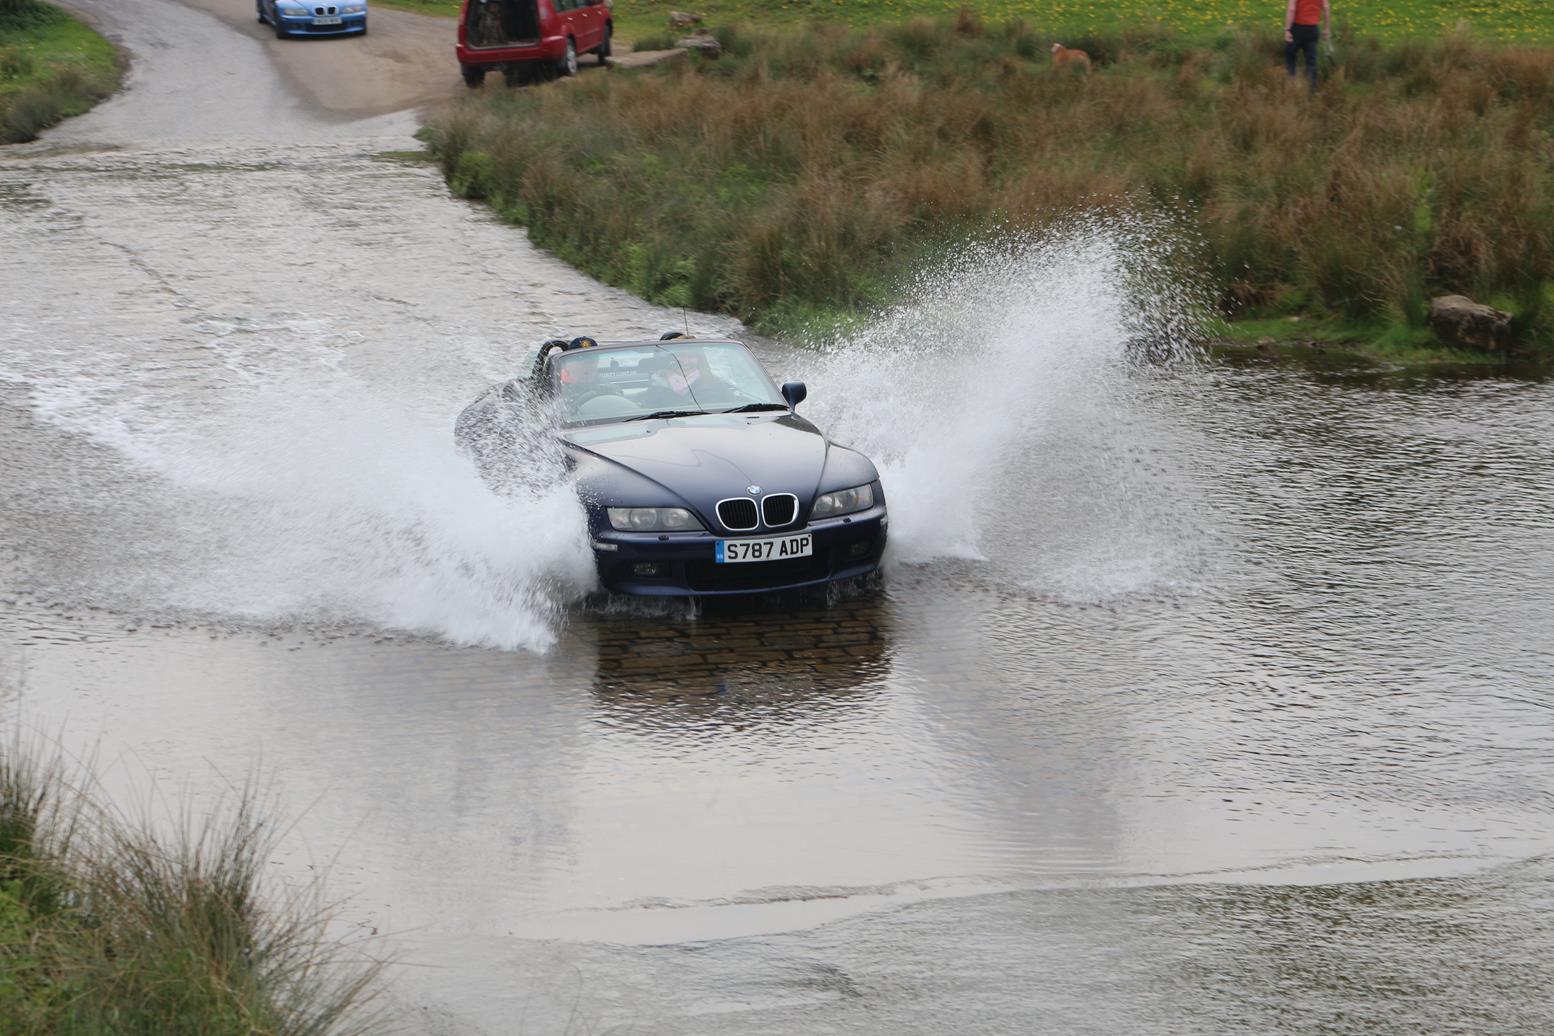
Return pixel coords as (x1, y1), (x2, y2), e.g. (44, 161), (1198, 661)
(422, 16), (1554, 360)
(1211, 315), (1501, 365)
(0, 739), (384, 1034)
(366, 0), (460, 16)
(0, 0), (121, 145)
(371, 0), (1554, 45)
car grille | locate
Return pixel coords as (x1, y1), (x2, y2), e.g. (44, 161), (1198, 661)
(761, 494), (797, 528)
(685, 554), (829, 592)
(716, 498), (758, 531)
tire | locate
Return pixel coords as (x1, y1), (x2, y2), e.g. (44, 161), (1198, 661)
(597, 25), (612, 64)
(359, 18), (368, 36)
(273, 18), (287, 39)
(558, 38), (578, 77)
(461, 65), (487, 88)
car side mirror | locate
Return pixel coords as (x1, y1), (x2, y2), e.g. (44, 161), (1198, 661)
(781, 381), (807, 411)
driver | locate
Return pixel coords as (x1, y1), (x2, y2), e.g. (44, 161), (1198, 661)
(556, 352), (623, 412)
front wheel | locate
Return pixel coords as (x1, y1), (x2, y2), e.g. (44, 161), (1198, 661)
(461, 65), (487, 88)
(272, 17), (287, 39)
(597, 25), (612, 64)
(558, 38), (578, 77)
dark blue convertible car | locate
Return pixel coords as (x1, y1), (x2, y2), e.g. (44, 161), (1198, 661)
(456, 335), (888, 596)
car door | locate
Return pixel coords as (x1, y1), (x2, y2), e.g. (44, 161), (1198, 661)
(556, 0), (597, 53)
(576, 0), (605, 52)
(549, 0), (574, 49)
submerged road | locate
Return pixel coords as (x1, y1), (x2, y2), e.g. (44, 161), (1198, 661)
(4, 3), (1554, 1033)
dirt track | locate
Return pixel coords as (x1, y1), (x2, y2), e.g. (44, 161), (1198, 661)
(172, 0), (463, 117)
(158, 1), (667, 119)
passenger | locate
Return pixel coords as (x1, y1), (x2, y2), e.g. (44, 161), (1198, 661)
(641, 348), (743, 410)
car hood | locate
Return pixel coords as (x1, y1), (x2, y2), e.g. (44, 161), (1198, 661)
(563, 413), (830, 513)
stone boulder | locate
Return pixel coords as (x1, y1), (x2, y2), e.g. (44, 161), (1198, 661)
(667, 11), (701, 29)
(676, 31), (721, 59)
(1428, 295), (1513, 355)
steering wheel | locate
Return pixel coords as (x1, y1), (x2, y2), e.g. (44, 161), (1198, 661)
(569, 385), (625, 406)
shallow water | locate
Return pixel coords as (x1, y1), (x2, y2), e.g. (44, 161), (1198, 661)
(3, 4), (1554, 1033)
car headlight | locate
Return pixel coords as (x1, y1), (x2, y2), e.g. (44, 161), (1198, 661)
(606, 507), (702, 532)
(279, 4), (315, 15)
(340, 4), (366, 12)
(810, 482), (875, 520)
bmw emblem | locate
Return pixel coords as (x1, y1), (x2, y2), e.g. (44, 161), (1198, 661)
(747, 485), (762, 495)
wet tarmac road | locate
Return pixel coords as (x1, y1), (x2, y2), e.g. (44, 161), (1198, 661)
(4, 3), (1554, 1033)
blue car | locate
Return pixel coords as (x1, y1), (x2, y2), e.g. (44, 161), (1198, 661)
(257, 0), (368, 38)
(456, 334), (889, 597)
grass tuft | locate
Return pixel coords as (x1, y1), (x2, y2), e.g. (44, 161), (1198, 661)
(631, 31), (679, 52)
(0, 739), (384, 1034)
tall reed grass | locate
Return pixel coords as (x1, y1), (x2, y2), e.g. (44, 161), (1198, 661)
(423, 18), (1554, 350)
(0, 741), (384, 1034)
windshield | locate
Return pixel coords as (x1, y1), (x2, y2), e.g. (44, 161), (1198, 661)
(549, 342), (786, 426)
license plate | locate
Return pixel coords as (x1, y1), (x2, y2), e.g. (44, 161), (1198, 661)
(313, 15), (342, 24)
(716, 533), (812, 564)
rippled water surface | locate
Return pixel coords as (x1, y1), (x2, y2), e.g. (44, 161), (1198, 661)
(3, 3), (1553, 1033)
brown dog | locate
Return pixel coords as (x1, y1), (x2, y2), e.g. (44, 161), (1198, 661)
(1051, 43), (1092, 73)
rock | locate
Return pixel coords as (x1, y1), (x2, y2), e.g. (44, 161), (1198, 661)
(1428, 294), (1512, 354)
(608, 48), (686, 68)
(1256, 336), (1276, 352)
(676, 34), (722, 58)
(667, 11), (701, 29)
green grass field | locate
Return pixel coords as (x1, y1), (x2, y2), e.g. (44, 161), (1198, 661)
(425, 17), (1554, 358)
(375, 0), (1554, 45)
(0, 1), (120, 144)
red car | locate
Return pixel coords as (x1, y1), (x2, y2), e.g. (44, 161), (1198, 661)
(456, 0), (612, 86)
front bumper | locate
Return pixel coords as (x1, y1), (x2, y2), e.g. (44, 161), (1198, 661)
(278, 11), (367, 35)
(592, 505), (887, 596)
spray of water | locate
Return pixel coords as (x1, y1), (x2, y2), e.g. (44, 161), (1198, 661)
(802, 213), (1211, 602)
(1, 330), (597, 652)
(3, 212), (1208, 649)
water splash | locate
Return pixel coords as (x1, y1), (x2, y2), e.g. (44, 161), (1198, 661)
(803, 214), (1212, 602)
(2, 212), (1209, 649)
(0, 339), (596, 652)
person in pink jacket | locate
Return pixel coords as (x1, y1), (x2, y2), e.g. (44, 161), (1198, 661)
(1285, 0), (1331, 91)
